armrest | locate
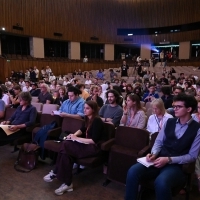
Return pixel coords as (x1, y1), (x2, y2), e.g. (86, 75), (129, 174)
(101, 138), (115, 151)
(182, 162), (195, 174)
(138, 145), (151, 157)
(26, 123), (40, 133)
(47, 127), (62, 139)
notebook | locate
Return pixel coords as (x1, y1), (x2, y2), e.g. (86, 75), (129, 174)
(137, 157), (154, 168)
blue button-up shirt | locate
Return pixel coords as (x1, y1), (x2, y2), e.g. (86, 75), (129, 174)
(59, 97), (85, 117)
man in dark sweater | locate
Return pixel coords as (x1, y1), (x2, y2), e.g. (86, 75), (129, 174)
(125, 94), (200, 200)
(99, 89), (123, 126)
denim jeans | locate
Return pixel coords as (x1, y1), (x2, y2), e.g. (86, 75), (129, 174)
(125, 163), (186, 200)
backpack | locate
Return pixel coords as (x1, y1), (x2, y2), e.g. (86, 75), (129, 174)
(14, 143), (40, 172)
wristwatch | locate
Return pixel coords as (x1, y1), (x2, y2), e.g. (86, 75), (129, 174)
(168, 157), (172, 164)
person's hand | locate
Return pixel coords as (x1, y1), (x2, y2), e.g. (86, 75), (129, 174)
(146, 153), (156, 162)
(51, 111), (55, 116)
(106, 118), (112, 122)
(66, 134), (78, 141)
(1, 121), (10, 125)
(8, 125), (19, 131)
(60, 112), (68, 118)
(123, 105), (128, 113)
(153, 157), (169, 168)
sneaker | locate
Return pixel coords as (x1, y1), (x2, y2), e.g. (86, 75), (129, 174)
(43, 170), (56, 182)
(80, 165), (85, 169)
(73, 163), (78, 169)
(55, 183), (73, 195)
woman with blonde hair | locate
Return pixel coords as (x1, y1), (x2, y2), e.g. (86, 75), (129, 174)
(146, 98), (173, 134)
(120, 94), (146, 129)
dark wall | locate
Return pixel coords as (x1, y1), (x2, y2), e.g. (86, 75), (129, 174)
(0, 0), (200, 44)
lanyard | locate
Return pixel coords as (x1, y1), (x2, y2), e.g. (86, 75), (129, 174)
(154, 115), (163, 131)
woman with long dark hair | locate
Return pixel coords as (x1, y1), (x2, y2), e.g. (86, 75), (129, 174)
(120, 94), (146, 129)
(43, 101), (105, 195)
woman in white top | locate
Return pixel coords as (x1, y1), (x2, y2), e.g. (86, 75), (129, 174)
(146, 98), (173, 134)
(120, 94), (146, 129)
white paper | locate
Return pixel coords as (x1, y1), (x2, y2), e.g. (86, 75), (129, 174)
(53, 110), (61, 115)
(65, 138), (89, 144)
(137, 157), (154, 168)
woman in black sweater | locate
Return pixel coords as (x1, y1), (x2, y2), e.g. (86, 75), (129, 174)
(43, 101), (105, 195)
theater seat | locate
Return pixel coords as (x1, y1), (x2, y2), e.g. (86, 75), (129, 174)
(103, 126), (150, 186)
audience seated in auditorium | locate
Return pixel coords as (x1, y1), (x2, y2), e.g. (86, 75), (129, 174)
(56, 86), (84, 119)
(86, 85), (104, 108)
(18, 78), (25, 90)
(43, 101), (104, 195)
(49, 73), (56, 82)
(142, 84), (159, 103)
(0, 92), (37, 146)
(96, 69), (104, 80)
(22, 81), (32, 92)
(30, 83), (41, 97)
(0, 88), (6, 119)
(75, 84), (89, 100)
(5, 77), (12, 90)
(125, 94), (200, 200)
(84, 76), (92, 85)
(109, 69), (117, 82)
(9, 85), (21, 108)
(120, 94), (146, 129)
(49, 80), (57, 90)
(99, 89), (123, 126)
(146, 98), (173, 134)
(119, 80), (126, 92)
(38, 83), (53, 104)
(0, 85), (10, 106)
(160, 86), (173, 109)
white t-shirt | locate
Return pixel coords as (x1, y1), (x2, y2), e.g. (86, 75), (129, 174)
(22, 86), (32, 92)
(85, 80), (92, 85)
(2, 94), (10, 105)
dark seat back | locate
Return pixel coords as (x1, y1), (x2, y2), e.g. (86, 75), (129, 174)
(40, 114), (63, 128)
(61, 116), (84, 133)
(1, 107), (16, 121)
(102, 122), (116, 141)
(115, 126), (150, 150)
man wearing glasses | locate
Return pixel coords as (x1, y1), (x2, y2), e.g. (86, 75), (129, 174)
(125, 94), (200, 200)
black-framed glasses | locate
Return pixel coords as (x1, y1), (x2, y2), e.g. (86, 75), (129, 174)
(173, 105), (185, 110)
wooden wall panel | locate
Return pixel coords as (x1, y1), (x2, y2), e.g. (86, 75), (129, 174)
(0, 0), (200, 44)
(0, 59), (119, 82)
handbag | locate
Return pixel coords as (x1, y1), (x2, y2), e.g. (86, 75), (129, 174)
(14, 143), (40, 172)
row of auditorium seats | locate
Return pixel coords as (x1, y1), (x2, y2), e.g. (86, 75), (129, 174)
(0, 106), (195, 199)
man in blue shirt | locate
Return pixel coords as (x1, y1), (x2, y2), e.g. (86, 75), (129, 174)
(125, 94), (200, 200)
(58, 86), (84, 119)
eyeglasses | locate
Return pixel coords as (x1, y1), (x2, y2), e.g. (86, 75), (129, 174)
(173, 105), (185, 110)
